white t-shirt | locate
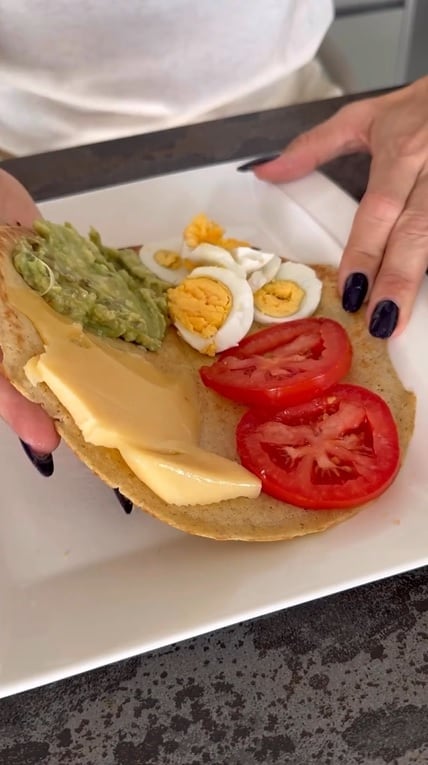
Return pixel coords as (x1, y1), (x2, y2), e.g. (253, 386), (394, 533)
(0, 0), (335, 156)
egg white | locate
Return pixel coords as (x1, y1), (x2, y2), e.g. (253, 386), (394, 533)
(172, 265), (254, 354)
(232, 246), (278, 275)
(139, 237), (189, 284)
(248, 255), (281, 292)
(254, 261), (323, 324)
(185, 243), (246, 277)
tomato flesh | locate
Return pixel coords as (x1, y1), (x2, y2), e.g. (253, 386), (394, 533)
(200, 318), (352, 408)
(236, 384), (400, 510)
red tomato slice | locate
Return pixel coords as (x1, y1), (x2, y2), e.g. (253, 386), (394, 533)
(200, 318), (352, 408)
(236, 384), (400, 510)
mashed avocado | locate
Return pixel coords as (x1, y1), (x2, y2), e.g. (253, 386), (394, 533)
(13, 220), (169, 351)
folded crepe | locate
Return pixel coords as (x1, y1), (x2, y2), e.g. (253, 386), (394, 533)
(0, 225), (416, 541)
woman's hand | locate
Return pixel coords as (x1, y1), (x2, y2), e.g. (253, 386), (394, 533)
(253, 76), (428, 338)
(0, 169), (60, 459)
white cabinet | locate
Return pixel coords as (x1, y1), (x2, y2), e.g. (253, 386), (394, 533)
(321, 1), (428, 93)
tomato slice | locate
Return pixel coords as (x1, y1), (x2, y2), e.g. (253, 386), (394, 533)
(236, 384), (400, 509)
(200, 318), (352, 408)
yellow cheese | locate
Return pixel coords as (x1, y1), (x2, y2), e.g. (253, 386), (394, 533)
(10, 286), (261, 504)
(121, 443), (261, 505)
(25, 337), (198, 450)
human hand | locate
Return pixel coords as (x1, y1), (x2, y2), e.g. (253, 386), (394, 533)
(0, 169), (59, 470)
(250, 76), (428, 338)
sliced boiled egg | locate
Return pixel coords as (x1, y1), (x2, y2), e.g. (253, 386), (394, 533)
(253, 261), (322, 324)
(232, 246), (278, 275)
(248, 255), (282, 292)
(167, 265), (254, 356)
(139, 238), (189, 284)
(184, 242), (246, 277)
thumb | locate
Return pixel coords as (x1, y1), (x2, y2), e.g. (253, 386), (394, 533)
(254, 102), (371, 184)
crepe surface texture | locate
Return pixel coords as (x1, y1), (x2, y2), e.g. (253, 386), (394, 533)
(0, 225), (416, 541)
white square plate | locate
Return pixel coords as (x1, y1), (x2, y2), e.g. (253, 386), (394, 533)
(1, 162), (427, 698)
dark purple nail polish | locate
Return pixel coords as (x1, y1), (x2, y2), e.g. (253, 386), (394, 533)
(237, 153), (281, 172)
(114, 488), (133, 514)
(369, 300), (399, 339)
(342, 272), (368, 313)
(20, 439), (54, 477)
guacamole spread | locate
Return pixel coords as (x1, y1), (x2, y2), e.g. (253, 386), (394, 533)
(13, 220), (169, 351)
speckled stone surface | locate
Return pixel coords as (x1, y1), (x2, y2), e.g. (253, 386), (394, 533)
(1, 93), (428, 765)
(1, 569), (428, 764)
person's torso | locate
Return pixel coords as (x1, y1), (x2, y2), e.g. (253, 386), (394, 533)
(0, 0), (333, 154)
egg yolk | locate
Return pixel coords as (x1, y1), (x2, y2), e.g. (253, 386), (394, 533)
(168, 276), (232, 338)
(183, 213), (225, 249)
(217, 236), (250, 252)
(254, 280), (305, 317)
(183, 213), (249, 251)
(154, 249), (183, 270)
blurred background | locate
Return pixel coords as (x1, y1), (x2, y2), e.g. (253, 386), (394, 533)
(321, 0), (428, 92)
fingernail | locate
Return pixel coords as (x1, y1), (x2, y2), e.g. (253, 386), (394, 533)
(369, 300), (399, 339)
(237, 153), (281, 172)
(19, 439), (54, 477)
(113, 488), (133, 515)
(342, 272), (368, 313)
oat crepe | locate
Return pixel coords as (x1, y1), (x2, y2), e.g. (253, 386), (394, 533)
(0, 225), (416, 541)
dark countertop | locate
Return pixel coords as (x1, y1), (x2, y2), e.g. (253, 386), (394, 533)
(1, 94), (428, 765)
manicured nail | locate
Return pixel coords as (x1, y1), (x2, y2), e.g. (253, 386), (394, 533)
(237, 153), (281, 172)
(113, 488), (133, 515)
(19, 439), (54, 477)
(342, 272), (368, 313)
(369, 300), (399, 339)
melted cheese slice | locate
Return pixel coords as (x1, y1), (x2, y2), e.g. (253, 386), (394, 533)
(122, 443), (262, 505)
(10, 285), (261, 505)
(25, 338), (198, 451)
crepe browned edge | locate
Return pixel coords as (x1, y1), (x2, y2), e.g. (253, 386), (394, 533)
(0, 224), (416, 542)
